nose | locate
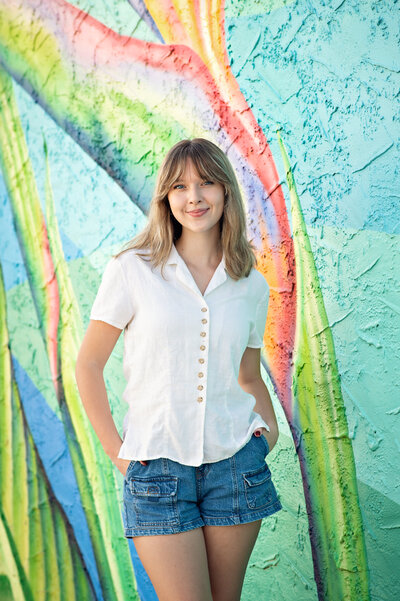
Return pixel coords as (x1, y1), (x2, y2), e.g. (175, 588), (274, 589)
(187, 183), (203, 204)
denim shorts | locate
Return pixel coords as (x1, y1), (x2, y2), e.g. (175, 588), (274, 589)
(121, 433), (282, 537)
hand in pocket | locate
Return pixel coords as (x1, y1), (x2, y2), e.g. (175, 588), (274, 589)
(114, 457), (148, 477)
(254, 427), (274, 453)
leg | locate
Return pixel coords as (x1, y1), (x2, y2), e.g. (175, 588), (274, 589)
(203, 520), (262, 601)
(132, 528), (213, 601)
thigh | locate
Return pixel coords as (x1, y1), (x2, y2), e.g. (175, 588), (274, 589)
(133, 528), (213, 601)
(203, 520), (262, 601)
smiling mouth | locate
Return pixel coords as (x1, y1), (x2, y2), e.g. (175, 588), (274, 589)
(188, 209), (209, 216)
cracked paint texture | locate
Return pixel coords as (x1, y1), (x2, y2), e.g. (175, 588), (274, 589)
(0, 1), (399, 601)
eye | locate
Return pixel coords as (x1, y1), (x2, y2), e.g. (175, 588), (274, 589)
(172, 183), (185, 190)
(202, 180), (214, 185)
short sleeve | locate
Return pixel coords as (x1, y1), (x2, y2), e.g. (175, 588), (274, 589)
(89, 257), (135, 330)
(247, 285), (269, 348)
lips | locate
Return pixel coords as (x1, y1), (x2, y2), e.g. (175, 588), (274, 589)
(188, 209), (209, 216)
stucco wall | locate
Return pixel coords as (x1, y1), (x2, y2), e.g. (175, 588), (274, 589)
(0, 1), (398, 600)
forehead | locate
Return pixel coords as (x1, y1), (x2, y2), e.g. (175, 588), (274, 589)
(169, 154), (214, 182)
(173, 159), (204, 180)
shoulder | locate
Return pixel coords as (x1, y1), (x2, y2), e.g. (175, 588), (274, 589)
(97, 249), (151, 288)
(111, 247), (151, 272)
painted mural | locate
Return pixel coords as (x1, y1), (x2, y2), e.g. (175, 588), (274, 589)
(0, 1), (398, 600)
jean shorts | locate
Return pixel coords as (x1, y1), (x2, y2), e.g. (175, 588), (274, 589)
(121, 433), (282, 537)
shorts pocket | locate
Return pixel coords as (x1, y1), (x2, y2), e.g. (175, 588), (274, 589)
(260, 434), (270, 455)
(124, 460), (137, 480)
(242, 464), (276, 510)
(129, 476), (179, 527)
(252, 432), (269, 456)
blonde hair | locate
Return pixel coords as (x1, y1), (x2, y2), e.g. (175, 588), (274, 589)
(114, 138), (258, 279)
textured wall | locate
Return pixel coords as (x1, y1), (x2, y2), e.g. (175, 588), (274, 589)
(0, 1), (399, 600)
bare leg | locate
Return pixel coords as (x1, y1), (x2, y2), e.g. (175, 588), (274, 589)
(203, 520), (262, 601)
(132, 528), (213, 601)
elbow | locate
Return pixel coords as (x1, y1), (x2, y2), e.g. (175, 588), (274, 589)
(75, 355), (104, 377)
(238, 374), (263, 391)
(74, 353), (99, 383)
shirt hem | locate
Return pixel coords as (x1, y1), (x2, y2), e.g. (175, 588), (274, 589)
(118, 427), (269, 466)
(89, 315), (125, 330)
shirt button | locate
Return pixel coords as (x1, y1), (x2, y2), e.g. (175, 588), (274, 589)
(201, 318), (208, 324)
(197, 385), (203, 390)
(198, 358), (205, 364)
(198, 372), (204, 378)
(200, 345), (206, 351)
(200, 332), (206, 337)
(197, 396), (203, 402)
(201, 307), (207, 312)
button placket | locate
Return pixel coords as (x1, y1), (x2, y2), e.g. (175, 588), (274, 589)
(197, 304), (209, 403)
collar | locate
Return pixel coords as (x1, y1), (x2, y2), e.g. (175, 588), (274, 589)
(166, 243), (227, 297)
(166, 243), (226, 269)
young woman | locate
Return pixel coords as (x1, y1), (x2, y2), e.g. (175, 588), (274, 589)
(75, 138), (282, 601)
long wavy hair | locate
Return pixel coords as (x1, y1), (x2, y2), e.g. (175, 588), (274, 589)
(113, 138), (258, 280)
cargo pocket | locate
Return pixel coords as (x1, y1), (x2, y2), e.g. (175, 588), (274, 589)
(129, 476), (179, 527)
(242, 464), (276, 510)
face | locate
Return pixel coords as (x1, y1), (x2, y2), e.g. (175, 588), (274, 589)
(167, 159), (225, 236)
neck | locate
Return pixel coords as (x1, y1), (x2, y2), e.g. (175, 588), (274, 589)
(175, 232), (223, 267)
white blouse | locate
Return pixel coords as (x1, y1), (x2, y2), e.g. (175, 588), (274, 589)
(89, 243), (271, 467)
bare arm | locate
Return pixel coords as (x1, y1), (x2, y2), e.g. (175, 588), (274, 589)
(75, 319), (133, 474)
(238, 347), (279, 452)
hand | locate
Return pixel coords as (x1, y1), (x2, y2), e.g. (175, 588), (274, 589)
(114, 457), (148, 476)
(114, 457), (131, 477)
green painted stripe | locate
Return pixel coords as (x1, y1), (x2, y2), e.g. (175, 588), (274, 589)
(277, 129), (370, 600)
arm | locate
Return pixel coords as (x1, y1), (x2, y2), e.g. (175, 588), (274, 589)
(238, 346), (279, 453)
(75, 319), (133, 475)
